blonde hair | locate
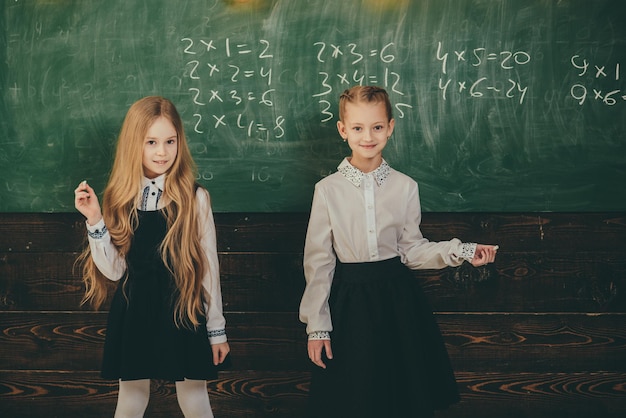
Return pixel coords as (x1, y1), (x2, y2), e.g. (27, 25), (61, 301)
(339, 85), (393, 122)
(77, 96), (208, 329)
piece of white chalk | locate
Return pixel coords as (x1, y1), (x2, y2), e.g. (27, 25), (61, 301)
(493, 245), (499, 250)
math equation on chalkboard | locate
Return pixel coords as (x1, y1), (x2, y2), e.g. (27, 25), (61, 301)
(180, 37), (285, 142)
(569, 55), (624, 106)
(435, 42), (530, 104)
(311, 41), (413, 122)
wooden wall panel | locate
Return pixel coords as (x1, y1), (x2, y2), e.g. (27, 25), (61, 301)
(2, 312), (625, 373)
(1, 212), (625, 417)
(2, 212), (625, 253)
(1, 370), (625, 418)
(2, 251), (625, 312)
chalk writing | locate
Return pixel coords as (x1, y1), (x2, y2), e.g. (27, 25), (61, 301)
(436, 42), (530, 104)
(569, 55), (625, 106)
(180, 37), (285, 145)
(311, 41), (413, 122)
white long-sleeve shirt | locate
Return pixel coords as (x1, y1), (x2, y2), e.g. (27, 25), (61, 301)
(85, 174), (227, 344)
(299, 158), (476, 337)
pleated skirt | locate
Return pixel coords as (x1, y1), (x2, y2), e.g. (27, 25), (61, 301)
(307, 257), (460, 418)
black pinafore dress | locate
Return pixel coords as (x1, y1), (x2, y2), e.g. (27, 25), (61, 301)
(101, 210), (219, 381)
(307, 257), (460, 418)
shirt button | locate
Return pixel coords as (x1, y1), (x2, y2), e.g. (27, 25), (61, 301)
(151, 192), (156, 196)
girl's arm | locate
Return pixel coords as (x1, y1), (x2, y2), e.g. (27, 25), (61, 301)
(75, 181), (126, 281)
(301, 185), (336, 369)
(197, 188), (228, 346)
(85, 219), (126, 281)
(398, 182), (478, 269)
(299, 184), (336, 337)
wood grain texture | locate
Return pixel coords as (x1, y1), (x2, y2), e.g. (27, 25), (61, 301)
(2, 251), (625, 312)
(1, 212), (625, 417)
(1, 370), (625, 418)
(1, 212), (625, 253)
(2, 312), (625, 373)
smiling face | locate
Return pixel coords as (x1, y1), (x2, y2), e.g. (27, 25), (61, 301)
(142, 116), (178, 179)
(337, 100), (395, 173)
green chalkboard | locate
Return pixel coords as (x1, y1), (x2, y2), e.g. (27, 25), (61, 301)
(1, 0), (625, 212)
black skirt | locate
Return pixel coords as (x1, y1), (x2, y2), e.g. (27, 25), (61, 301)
(308, 257), (460, 418)
(101, 210), (225, 381)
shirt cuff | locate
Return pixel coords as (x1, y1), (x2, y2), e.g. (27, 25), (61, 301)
(86, 219), (108, 239)
(208, 328), (227, 344)
(308, 331), (331, 340)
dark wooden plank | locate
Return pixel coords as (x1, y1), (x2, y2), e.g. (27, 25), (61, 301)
(0, 252), (309, 312)
(0, 212), (310, 254)
(1, 370), (625, 418)
(428, 255), (626, 312)
(219, 253), (305, 312)
(215, 212), (308, 253)
(0, 312), (106, 371)
(2, 252), (625, 312)
(443, 371), (626, 418)
(0, 370), (308, 418)
(418, 212), (626, 254)
(2, 212), (625, 253)
(0, 212), (86, 253)
(440, 313), (626, 372)
(0, 252), (87, 311)
(2, 312), (625, 373)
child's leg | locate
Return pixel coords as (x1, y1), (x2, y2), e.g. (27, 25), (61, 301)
(175, 379), (213, 418)
(114, 379), (150, 418)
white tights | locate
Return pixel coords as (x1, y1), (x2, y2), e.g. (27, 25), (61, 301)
(114, 379), (214, 418)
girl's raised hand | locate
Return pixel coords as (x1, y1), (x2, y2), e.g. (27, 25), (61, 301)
(74, 180), (103, 226)
(470, 244), (498, 267)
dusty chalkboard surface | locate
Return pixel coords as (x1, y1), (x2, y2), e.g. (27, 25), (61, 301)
(1, 0), (625, 212)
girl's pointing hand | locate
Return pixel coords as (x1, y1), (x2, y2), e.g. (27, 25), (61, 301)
(74, 180), (103, 226)
(470, 244), (498, 267)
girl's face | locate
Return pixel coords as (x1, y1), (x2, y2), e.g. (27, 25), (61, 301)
(142, 116), (178, 179)
(337, 100), (395, 173)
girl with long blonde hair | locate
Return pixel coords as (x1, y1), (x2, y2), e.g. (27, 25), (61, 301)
(75, 96), (229, 418)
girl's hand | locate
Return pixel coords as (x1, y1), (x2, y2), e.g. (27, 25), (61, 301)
(74, 181), (103, 226)
(308, 339), (333, 369)
(211, 342), (230, 366)
(470, 244), (498, 267)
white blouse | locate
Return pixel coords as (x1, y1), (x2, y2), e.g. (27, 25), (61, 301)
(85, 174), (227, 344)
(299, 158), (476, 338)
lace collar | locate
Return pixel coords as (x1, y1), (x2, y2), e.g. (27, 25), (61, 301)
(337, 158), (391, 187)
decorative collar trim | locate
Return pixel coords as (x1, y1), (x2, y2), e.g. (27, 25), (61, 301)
(337, 158), (391, 187)
(139, 174), (165, 211)
(142, 174), (165, 192)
